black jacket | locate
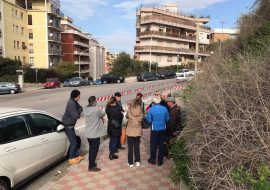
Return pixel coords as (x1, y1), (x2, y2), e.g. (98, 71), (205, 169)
(166, 104), (182, 136)
(62, 99), (83, 126)
(106, 105), (122, 136)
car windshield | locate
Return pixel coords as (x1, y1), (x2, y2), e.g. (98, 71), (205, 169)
(47, 78), (58, 82)
(72, 77), (82, 81)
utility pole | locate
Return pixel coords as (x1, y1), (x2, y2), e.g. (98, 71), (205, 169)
(149, 35), (152, 72)
(195, 16), (199, 76)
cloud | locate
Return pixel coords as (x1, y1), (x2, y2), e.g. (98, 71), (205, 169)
(61, 0), (107, 20)
(114, 0), (228, 19)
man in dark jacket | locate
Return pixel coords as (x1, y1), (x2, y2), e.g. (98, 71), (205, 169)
(160, 91), (171, 111)
(164, 97), (182, 158)
(62, 89), (84, 165)
(114, 92), (125, 150)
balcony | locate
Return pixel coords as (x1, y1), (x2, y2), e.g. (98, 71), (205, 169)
(48, 36), (62, 43)
(140, 15), (211, 32)
(48, 7), (62, 17)
(74, 41), (89, 48)
(74, 61), (90, 65)
(48, 23), (62, 31)
(134, 45), (210, 56)
(49, 49), (62, 55)
(140, 31), (196, 42)
(74, 51), (89, 56)
(0, 46), (2, 53)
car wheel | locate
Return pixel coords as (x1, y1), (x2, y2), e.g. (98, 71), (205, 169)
(0, 179), (10, 190)
(9, 90), (16, 94)
(117, 79), (121, 83)
(144, 78), (147, 82)
(103, 80), (107, 84)
(155, 77), (159, 80)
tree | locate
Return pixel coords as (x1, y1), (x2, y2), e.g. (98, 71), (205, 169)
(111, 52), (133, 76)
(0, 57), (21, 77)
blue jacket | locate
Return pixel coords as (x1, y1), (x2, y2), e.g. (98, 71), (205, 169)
(146, 104), (170, 131)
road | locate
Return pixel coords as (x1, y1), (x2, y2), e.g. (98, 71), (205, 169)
(0, 79), (178, 190)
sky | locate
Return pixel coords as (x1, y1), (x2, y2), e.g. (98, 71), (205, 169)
(61, 0), (256, 54)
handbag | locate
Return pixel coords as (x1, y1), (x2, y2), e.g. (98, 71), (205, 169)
(110, 119), (120, 129)
(142, 117), (151, 129)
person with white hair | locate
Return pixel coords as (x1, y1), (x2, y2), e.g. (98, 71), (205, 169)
(146, 97), (170, 166)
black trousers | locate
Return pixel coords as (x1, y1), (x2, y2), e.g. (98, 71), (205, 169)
(87, 138), (100, 169)
(150, 130), (166, 163)
(127, 136), (141, 165)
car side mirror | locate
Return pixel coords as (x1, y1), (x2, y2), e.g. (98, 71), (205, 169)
(57, 124), (65, 132)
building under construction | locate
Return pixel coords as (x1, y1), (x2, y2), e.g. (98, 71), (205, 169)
(134, 3), (211, 68)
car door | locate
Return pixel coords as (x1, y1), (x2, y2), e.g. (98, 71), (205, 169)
(27, 113), (68, 168)
(0, 83), (8, 93)
(0, 115), (42, 185)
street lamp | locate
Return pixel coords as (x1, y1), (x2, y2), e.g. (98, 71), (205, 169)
(149, 35), (153, 72)
(177, 54), (180, 72)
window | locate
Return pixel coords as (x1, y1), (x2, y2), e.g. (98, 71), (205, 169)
(20, 12), (23, 20)
(14, 40), (16, 48)
(29, 43), (33, 53)
(28, 113), (59, 136)
(17, 41), (19, 49)
(0, 116), (30, 144)
(28, 15), (32, 25)
(21, 27), (24, 34)
(167, 56), (172, 62)
(23, 56), (26, 64)
(29, 32), (33, 39)
(16, 26), (18, 33)
(13, 25), (15, 32)
(15, 10), (18, 18)
(27, 3), (32, 9)
(22, 42), (27, 49)
(14, 56), (17, 60)
(18, 56), (20, 61)
(12, 9), (14, 16)
(29, 57), (34, 66)
(207, 34), (210, 39)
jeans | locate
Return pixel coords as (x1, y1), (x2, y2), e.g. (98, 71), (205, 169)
(150, 130), (166, 163)
(127, 136), (141, 165)
(109, 136), (119, 156)
(87, 138), (100, 169)
(64, 126), (79, 159)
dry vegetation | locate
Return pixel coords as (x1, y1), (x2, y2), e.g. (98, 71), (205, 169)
(177, 0), (270, 189)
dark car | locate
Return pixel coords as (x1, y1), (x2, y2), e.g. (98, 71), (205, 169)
(137, 72), (159, 82)
(90, 79), (102, 85)
(0, 82), (21, 94)
(69, 77), (88, 87)
(63, 79), (71, 87)
(44, 78), (61, 89)
(101, 74), (125, 84)
(158, 71), (176, 79)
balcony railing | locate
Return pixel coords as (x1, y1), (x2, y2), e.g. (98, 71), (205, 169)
(74, 61), (90, 65)
(140, 15), (211, 32)
(74, 51), (89, 56)
(48, 36), (62, 42)
(140, 31), (196, 41)
(48, 23), (62, 31)
(0, 46), (2, 52)
(74, 41), (89, 48)
(134, 45), (209, 55)
(49, 49), (62, 55)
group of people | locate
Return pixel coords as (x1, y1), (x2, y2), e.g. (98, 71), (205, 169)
(61, 89), (182, 172)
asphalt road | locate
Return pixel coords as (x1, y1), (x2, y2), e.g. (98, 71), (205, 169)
(0, 79), (177, 190)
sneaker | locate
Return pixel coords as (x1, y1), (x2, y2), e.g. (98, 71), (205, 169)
(127, 163), (134, 168)
(75, 155), (85, 161)
(109, 155), (119, 160)
(135, 162), (140, 167)
(118, 146), (125, 150)
(69, 158), (80, 165)
(157, 161), (163, 166)
(88, 167), (101, 172)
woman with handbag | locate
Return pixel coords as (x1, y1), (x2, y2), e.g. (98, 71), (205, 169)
(106, 97), (122, 160)
(126, 98), (143, 167)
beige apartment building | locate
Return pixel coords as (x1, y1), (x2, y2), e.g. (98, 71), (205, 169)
(135, 4), (211, 67)
(0, 0), (29, 64)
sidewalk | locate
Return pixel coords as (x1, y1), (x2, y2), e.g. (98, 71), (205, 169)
(47, 128), (186, 190)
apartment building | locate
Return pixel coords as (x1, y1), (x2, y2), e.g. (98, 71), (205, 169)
(210, 28), (240, 42)
(26, 0), (62, 68)
(61, 16), (90, 76)
(0, 0), (29, 64)
(105, 51), (118, 73)
(135, 4), (211, 67)
(89, 37), (106, 80)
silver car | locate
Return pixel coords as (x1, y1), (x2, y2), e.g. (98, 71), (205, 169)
(0, 82), (21, 94)
(0, 107), (83, 190)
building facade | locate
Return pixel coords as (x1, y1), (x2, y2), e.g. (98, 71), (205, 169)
(0, 0), (29, 64)
(27, 0), (63, 68)
(210, 28), (240, 42)
(61, 16), (90, 76)
(135, 4), (211, 67)
(105, 51), (118, 73)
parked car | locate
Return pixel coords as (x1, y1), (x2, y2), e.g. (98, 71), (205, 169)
(0, 82), (21, 94)
(63, 79), (71, 87)
(69, 77), (88, 87)
(44, 78), (61, 89)
(137, 72), (159, 82)
(179, 69), (194, 75)
(0, 107), (83, 190)
(100, 74), (125, 84)
(176, 72), (194, 82)
(158, 71), (176, 79)
(90, 79), (102, 85)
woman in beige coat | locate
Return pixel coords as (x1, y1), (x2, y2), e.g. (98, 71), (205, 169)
(126, 98), (143, 167)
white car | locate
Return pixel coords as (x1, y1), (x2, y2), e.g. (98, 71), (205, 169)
(176, 73), (194, 82)
(0, 107), (82, 190)
(178, 69), (195, 76)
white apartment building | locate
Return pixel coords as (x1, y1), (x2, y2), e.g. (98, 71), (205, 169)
(135, 4), (211, 67)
